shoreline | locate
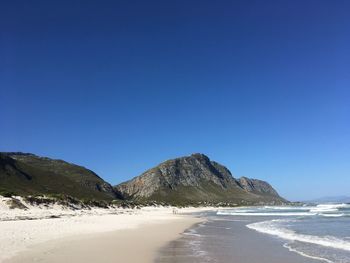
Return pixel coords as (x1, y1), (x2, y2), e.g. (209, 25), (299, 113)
(156, 214), (324, 263)
(3, 205), (340, 263)
(0, 207), (206, 263)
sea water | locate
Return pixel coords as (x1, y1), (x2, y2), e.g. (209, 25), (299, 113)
(218, 204), (350, 263)
(156, 204), (350, 263)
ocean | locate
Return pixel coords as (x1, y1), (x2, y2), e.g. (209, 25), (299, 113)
(156, 204), (350, 263)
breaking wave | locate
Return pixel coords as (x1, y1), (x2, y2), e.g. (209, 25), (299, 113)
(217, 203), (350, 217)
(247, 219), (350, 251)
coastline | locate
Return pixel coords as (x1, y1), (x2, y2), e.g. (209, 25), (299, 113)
(0, 207), (205, 263)
(3, 205), (346, 263)
(156, 214), (323, 263)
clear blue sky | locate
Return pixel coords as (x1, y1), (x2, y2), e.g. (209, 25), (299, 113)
(1, 0), (349, 201)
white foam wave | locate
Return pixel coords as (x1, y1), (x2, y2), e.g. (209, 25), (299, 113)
(217, 211), (315, 216)
(317, 204), (350, 209)
(320, 213), (345, 218)
(217, 203), (350, 218)
(263, 206), (310, 210)
(183, 231), (201, 237)
(310, 207), (339, 213)
(247, 219), (350, 252)
(310, 204), (350, 213)
(283, 243), (334, 263)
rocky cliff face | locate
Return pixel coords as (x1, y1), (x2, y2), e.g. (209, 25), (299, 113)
(0, 152), (121, 200)
(238, 177), (279, 196)
(115, 153), (286, 204)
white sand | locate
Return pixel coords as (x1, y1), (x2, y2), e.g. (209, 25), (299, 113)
(5, 214), (202, 263)
(0, 197), (211, 262)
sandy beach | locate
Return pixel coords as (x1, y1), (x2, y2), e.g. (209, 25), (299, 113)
(0, 201), (204, 263)
(5, 216), (201, 263)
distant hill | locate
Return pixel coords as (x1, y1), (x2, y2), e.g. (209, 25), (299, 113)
(0, 152), (121, 200)
(115, 153), (286, 205)
(307, 196), (350, 204)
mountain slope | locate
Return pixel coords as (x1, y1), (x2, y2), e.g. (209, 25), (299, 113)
(115, 153), (286, 205)
(0, 152), (120, 200)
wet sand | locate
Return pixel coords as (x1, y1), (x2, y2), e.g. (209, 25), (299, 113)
(156, 216), (322, 263)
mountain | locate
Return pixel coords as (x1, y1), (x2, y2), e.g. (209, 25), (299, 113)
(0, 152), (286, 205)
(115, 153), (286, 205)
(0, 152), (121, 200)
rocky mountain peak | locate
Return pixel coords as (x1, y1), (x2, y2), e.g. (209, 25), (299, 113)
(190, 153), (210, 161)
(115, 153), (286, 205)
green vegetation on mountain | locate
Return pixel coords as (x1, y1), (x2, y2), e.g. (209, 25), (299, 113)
(0, 152), (120, 200)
